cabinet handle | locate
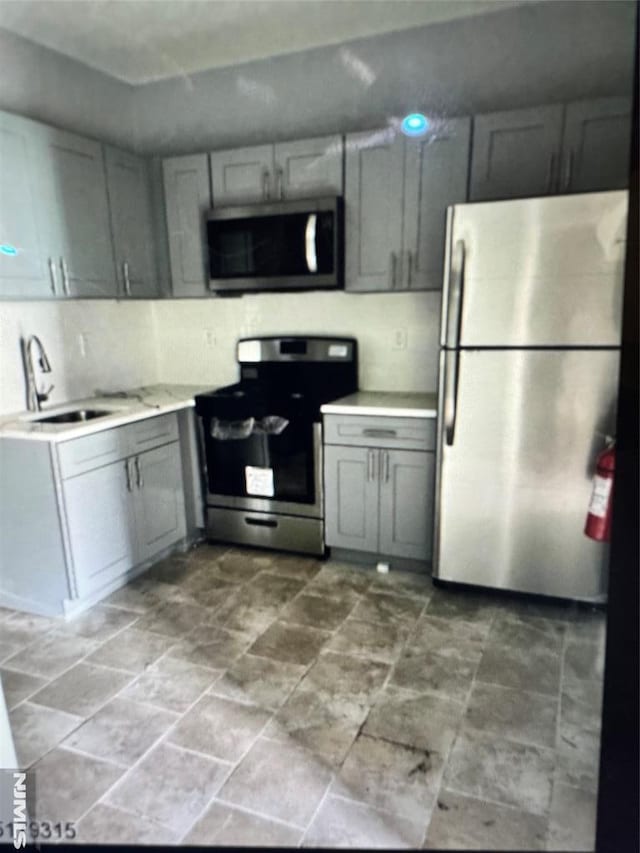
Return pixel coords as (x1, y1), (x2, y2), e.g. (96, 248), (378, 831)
(383, 450), (390, 483)
(125, 459), (133, 492)
(60, 257), (70, 296)
(389, 251), (397, 289)
(123, 261), (131, 296)
(262, 169), (270, 201)
(48, 257), (58, 295)
(406, 249), (413, 288)
(275, 166), (284, 200)
(367, 448), (376, 482)
(563, 151), (573, 191)
(546, 153), (555, 194)
(363, 428), (397, 438)
(134, 455), (143, 488)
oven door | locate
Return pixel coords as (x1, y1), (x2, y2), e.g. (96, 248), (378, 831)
(200, 417), (323, 518)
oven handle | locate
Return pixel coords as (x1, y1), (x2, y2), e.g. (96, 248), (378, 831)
(244, 516), (278, 528)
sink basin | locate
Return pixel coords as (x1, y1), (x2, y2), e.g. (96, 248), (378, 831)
(32, 408), (112, 424)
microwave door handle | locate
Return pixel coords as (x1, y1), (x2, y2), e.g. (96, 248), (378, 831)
(304, 213), (318, 273)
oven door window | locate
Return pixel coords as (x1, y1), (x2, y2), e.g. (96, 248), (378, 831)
(207, 211), (335, 279)
(204, 417), (315, 503)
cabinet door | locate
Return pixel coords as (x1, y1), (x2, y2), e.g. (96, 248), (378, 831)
(561, 97), (631, 193)
(273, 135), (343, 198)
(345, 130), (405, 291)
(379, 449), (433, 561)
(63, 459), (137, 598)
(133, 441), (187, 564)
(324, 444), (379, 552)
(469, 105), (564, 201)
(105, 146), (158, 297)
(36, 126), (117, 296)
(163, 154), (211, 297)
(0, 112), (51, 298)
(210, 145), (274, 204)
(403, 117), (471, 290)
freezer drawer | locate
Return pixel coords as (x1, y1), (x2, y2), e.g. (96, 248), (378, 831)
(434, 348), (619, 600)
(442, 191), (627, 348)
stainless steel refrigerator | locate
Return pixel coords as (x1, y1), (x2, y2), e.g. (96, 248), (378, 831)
(433, 190), (628, 602)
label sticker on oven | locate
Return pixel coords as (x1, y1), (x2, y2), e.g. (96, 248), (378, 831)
(245, 466), (275, 497)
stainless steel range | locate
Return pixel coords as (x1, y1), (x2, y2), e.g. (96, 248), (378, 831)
(194, 336), (358, 555)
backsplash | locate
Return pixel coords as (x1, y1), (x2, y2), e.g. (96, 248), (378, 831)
(0, 301), (158, 415)
(0, 290), (440, 415)
(151, 290), (441, 393)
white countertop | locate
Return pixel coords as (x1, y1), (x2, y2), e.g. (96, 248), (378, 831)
(321, 391), (438, 418)
(0, 384), (210, 443)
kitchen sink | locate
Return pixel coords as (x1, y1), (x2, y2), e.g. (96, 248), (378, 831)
(31, 408), (113, 424)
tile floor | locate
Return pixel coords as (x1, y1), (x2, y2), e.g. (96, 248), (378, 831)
(1, 545), (605, 849)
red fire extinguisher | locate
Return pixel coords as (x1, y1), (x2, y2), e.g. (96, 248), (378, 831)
(585, 439), (615, 542)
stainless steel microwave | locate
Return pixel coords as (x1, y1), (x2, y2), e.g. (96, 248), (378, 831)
(206, 196), (344, 294)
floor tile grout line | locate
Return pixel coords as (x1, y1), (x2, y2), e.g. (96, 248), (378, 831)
(211, 795), (309, 835)
(327, 788), (435, 832)
(420, 605), (497, 846)
(173, 699), (285, 843)
(54, 742), (130, 770)
(69, 669), (239, 835)
(441, 782), (552, 818)
(546, 613), (570, 848)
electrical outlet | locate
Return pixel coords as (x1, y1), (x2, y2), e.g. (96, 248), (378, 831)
(392, 328), (407, 350)
(204, 329), (216, 347)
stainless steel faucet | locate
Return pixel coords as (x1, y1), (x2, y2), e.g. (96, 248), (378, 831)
(21, 335), (54, 412)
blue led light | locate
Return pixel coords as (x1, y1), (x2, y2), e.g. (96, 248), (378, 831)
(401, 113), (429, 137)
(0, 244), (18, 257)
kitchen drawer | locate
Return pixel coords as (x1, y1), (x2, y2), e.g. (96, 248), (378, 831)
(323, 414), (436, 451)
(127, 413), (179, 453)
(57, 413), (180, 479)
(57, 427), (129, 479)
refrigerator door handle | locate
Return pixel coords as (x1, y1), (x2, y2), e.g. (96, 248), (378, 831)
(444, 239), (465, 349)
(443, 350), (459, 446)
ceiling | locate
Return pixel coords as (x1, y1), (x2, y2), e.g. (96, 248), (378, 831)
(0, 0), (524, 85)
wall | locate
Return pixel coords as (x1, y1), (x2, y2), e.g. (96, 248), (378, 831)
(0, 29), (134, 149)
(0, 301), (158, 415)
(131, 1), (635, 155)
(152, 291), (441, 394)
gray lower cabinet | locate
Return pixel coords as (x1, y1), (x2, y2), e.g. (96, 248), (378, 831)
(345, 120), (471, 292)
(63, 457), (138, 598)
(163, 154), (211, 297)
(470, 97), (631, 200)
(105, 146), (158, 297)
(324, 414), (435, 563)
(0, 413), (187, 616)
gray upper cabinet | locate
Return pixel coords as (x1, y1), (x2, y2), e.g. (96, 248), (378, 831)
(273, 136), (343, 198)
(403, 117), (471, 290)
(346, 122), (470, 292)
(163, 154), (211, 297)
(561, 97), (632, 193)
(469, 105), (564, 201)
(210, 135), (343, 205)
(470, 97), (631, 201)
(345, 130), (405, 292)
(105, 146), (158, 298)
(36, 124), (117, 297)
(0, 112), (50, 298)
(210, 144), (273, 204)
